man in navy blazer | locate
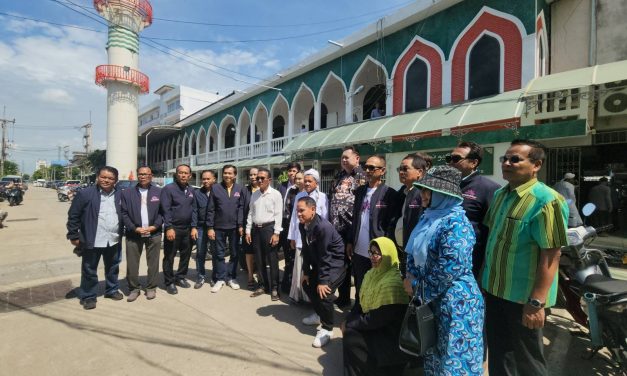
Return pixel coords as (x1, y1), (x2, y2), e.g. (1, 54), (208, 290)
(120, 166), (163, 301)
(346, 155), (397, 311)
(66, 166), (124, 310)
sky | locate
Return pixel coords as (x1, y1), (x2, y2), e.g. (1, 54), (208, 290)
(0, 0), (412, 174)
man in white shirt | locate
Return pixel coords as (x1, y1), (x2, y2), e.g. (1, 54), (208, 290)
(288, 169), (328, 252)
(245, 167), (283, 301)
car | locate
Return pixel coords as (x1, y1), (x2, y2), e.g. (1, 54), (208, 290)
(115, 180), (135, 191)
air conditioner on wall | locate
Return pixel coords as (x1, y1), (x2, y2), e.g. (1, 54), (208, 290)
(598, 80), (627, 117)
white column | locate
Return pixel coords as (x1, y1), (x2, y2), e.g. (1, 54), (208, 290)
(345, 92), (353, 124)
(288, 109), (295, 139)
(267, 113), (272, 155)
(314, 101), (321, 130)
(385, 78), (394, 116)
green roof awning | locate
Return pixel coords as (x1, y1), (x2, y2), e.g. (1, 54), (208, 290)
(523, 59), (627, 95)
(283, 89), (525, 154)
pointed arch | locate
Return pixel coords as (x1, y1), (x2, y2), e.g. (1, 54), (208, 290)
(219, 115), (238, 150)
(449, 6), (525, 102)
(251, 102), (269, 142)
(269, 94), (289, 139)
(208, 122), (218, 152)
(182, 133), (189, 157)
(391, 36), (444, 115)
(318, 71), (347, 128)
(197, 127), (207, 154)
(292, 83), (316, 135)
(349, 55), (389, 121)
(238, 108), (252, 145)
(188, 130), (197, 156)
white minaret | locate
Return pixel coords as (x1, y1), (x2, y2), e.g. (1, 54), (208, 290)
(94, 0), (152, 180)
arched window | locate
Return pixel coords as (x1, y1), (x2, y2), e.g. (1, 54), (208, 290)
(272, 116), (285, 138)
(190, 136), (197, 156)
(209, 136), (215, 152)
(308, 104), (329, 130)
(405, 58), (428, 112)
(468, 34), (501, 100)
(363, 84), (386, 120)
(224, 124), (236, 149)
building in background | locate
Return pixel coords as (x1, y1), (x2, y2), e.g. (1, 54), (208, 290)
(35, 160), (48, 171)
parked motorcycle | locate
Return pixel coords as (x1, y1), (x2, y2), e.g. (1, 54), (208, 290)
(7, 187), (23, 206)
(558, 203), (627, 372)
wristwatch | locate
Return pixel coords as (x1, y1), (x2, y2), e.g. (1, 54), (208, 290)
(527, 298), (545, 308)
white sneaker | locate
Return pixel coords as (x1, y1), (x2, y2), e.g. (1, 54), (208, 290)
(312, 328), (333, 348)
(210, 280), (225, 293)
(302, 313), (321, 326)
(227, 280), (240, 290)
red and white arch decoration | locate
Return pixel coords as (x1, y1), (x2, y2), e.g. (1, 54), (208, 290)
(391, 36), (445, 115)
(449, 7), (526, 102)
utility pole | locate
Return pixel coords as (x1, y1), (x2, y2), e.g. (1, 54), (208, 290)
(0, 106), (16, 177)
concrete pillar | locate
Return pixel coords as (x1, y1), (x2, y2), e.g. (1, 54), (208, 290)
(314, 101), (322, 130)
(345, 92), (353, 124)
(386, 78), (394, 116)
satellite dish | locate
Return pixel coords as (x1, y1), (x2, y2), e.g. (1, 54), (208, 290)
(581, 203), (596, 217)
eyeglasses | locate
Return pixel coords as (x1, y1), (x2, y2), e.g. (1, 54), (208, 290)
(364, 164), (384, 172)
(499, 155), (527, 164)
(256, 176), (268, 181)
(445, 154), (467, 164)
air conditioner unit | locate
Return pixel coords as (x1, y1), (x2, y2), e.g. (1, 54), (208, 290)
(598, 80), (627, 117)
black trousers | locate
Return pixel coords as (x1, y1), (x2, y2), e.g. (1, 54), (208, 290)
(337, 243), (352, 304)
(303, 268), (346, 331)
(343, 328), (406, 376)
(162, 228), (192, 286)
(252, 224), (279, 292)
(486, 293), (547, 376)
(351, 253), (372, 312)
(280, 217), (294, 292)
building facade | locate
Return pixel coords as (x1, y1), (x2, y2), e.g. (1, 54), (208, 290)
(147, 0), (627, 220)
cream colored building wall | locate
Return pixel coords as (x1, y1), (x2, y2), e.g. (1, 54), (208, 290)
(550, 0), (591, 73)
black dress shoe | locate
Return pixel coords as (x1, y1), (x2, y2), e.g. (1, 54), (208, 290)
(271, 289), (280, 301)
(175, 279), (191, 288)
(104, 291), (124, 301)
(166, 284), (178, 295)
(83, 299), (97, 310)
(194, 278), (205, 289)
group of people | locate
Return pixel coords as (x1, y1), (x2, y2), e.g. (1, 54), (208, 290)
(66, 138), (569, 376)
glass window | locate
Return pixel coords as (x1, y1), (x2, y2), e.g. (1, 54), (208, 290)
(224, 124), (236, 148)
(272, 116), (285, 139)
(405, 58), (428, 112)
(468, 34), (501, 100)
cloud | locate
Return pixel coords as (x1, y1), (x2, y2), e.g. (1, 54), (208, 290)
(38, 88), (75, 104)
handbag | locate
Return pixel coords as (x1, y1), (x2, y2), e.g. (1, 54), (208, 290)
(398, 283), (437, 357)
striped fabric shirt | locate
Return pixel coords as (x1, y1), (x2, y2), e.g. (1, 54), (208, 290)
(481, 179), (568, 307)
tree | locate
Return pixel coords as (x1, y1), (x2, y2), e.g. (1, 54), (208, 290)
(22, 173), (30, 181)
(32, 169), (46, 180)
(87, 150), (106, 173)
(2, 160), (19, 176)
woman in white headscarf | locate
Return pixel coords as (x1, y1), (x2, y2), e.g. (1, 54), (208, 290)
(287, 169), (328, 302)
(403, 165), (484, 376)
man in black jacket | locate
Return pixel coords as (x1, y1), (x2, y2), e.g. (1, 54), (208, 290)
(66, 166), (123, 310)
(447, 141), (500, 278)
(298, 196), (346, 348)
(394, 152), (431, 275)
(346, 155), (397, 311)
(191, 169), (216, 289)
(121, 166), (163, 301)
(160, 164), (195, 295)
(207, 164), (245, 292)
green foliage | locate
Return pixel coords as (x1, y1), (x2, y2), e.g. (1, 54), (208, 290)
(277, 170), (288, 184)
(2, 160), (18, 175)
(87, 150), (106, 173)
(22, 173), (30, 181)
(32, 169), (46, 180)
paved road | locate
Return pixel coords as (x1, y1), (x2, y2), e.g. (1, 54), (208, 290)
(0, 187), (623, 375)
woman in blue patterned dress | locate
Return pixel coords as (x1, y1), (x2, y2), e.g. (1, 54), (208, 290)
(403, 165), (484, 375)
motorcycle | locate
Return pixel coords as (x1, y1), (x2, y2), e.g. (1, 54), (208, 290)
(7, 187), (23, 206)
(558, 203), (627, 372)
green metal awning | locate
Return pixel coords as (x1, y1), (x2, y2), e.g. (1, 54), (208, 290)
(523, 59), (627, 95)
(283, 89), (525, 154)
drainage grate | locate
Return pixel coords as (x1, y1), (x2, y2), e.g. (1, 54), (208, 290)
(0, 279), (73, 313)
(5, 218), (39, 222)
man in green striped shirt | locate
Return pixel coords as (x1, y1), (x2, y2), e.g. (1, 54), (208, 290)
(481, 139), (568, 376)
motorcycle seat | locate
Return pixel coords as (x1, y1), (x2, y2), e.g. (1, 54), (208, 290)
(583, 274), (627, 297)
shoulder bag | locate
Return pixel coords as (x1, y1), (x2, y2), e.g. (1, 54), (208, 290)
(398, 283), (437, 357)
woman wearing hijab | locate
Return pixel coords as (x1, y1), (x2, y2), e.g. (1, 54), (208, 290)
(342, 237), (410, 376)
(404, 165), (484, 375)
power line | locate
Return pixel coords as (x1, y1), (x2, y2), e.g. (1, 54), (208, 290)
(54, 0), (413, 28)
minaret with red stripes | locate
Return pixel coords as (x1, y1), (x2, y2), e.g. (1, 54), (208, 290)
(94, 0), (152, 180)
